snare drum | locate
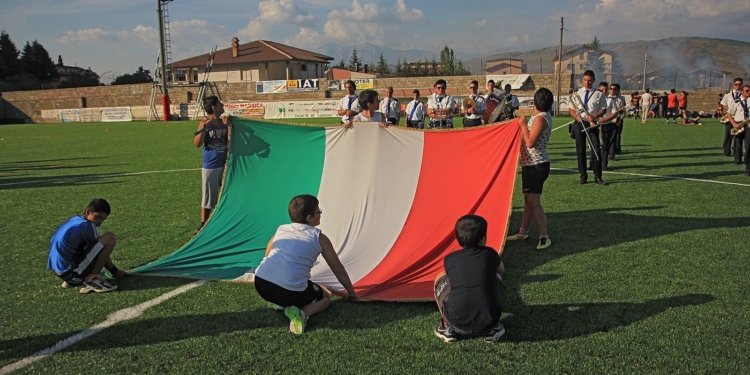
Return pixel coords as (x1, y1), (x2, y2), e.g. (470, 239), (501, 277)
(483, 95), (506, 124)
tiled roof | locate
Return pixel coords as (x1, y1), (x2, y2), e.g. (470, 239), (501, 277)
(171, 40), (333, 68)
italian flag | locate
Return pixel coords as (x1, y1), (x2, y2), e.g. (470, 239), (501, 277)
(136, 118), (522, 301)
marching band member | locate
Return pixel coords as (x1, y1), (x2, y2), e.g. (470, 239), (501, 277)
(727, 83), (750, 175)
(337, 79), (361, 124)
(379, 86), (400, 126)
(460, 80), (486, 127)
(427, 79), (455, 128)
(613, 84), (626, 155)
(569, 70), (607, 186)
(721, 78), (743, 157)
(503, 84), (520, 118)
(485, 79), (503, 100)
(405, 89), (426, 129)
(599, 84), (621, 171)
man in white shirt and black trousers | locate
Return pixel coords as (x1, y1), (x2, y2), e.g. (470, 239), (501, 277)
(727, 83), (750, 176)
(460, 80), (486, 127)
(569, 70), (608, 186)
(337, 80), (361, 124)
(503, 84), (520, 118)
(379, 86), (400, 126)
(405, 89), (427, 129)
(721, 78), (743, 157)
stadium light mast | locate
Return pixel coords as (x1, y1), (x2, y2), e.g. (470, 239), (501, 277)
(157, 0), (173, 121)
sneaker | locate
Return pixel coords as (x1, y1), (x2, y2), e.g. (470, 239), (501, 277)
(192, 224), (203, 237)
(284, 306), (307, 335)
(484, 322), (506, 343)
(506, 232), (529, 241)
(272, 304), (285, 311)
(434, 323), (458, 343)
(61, 277), (83, 289)
(79, 278), (117, 294)
(537, 237), (552, 250)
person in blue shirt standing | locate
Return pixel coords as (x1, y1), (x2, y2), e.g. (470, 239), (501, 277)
(48, 198), (126, 293)
(193, 96), (230, 235)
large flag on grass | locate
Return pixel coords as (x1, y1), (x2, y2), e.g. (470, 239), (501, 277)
(136, 118), (521, 301)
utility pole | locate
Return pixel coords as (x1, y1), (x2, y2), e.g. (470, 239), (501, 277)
(539, 57), (542, 74)
(157, 0), (170, 121)
(642, 53), (648, 91)
(556, 17), (563, 116)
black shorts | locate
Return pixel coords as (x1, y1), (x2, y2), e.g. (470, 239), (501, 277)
(406, 120), (424, 129)
(434, 274), (505, 334)
(55, 242), (104, 283)
(386, 117), (398, 125)
(254, 276), (325, 309)
(522, 162), (550, 194)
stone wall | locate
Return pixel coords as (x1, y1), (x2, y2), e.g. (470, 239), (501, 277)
(6, 73), (727, 122)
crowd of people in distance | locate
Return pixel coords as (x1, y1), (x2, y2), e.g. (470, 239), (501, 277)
(625, 89), (704, 125)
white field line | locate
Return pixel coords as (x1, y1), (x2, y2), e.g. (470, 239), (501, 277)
(0, 168), (200, 187)
(0, 280), (207, 375)
(552, 121), (574, 132)
(551, 167), (750, 187)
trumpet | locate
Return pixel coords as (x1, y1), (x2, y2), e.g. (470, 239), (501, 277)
(569, 90), (597, 128)
(720, 113), (731, 124)
(730, 118), (749, 136)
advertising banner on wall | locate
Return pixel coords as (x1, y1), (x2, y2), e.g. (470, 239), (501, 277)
(60, 109), (81, 122)
(224, 102), (265, 117)
(328, 79), (374, 91)
(256, 80), (287, 94)
(80, 108), (102, 122)
(41, 109), (61, 122)
(286, 79), (320, 92)
(130, 106), (159, 119)
(264, 100), (339, 119)
(101, 107), (133, 122)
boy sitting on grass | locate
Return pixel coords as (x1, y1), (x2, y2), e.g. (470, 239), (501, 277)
(254, 194), (359, 335)
(433, 215), (506, 343)
(47, 198), (127, 294)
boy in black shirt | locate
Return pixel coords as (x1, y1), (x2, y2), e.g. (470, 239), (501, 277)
(433, 215), (506, 343)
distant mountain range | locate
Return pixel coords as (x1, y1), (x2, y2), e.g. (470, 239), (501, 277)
(316, 38), (750, 80)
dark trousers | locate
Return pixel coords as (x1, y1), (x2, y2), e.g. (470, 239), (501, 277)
(462, 117), (482, 127)
(723, 123), (734, 156)
(573, 121), (602, 180)
(614, 118), (623, 153)
(661, 105), (668, 118)
(744, 127), (750, 172)
(600, 123), (618, 167)
(667, 107), (679, 121)
(386, 117), (398, 125)
(406, 120), (424, 129)
(734, 132), (746, 164)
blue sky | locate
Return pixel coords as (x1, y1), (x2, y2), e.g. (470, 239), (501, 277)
(1, 0), (749, 83)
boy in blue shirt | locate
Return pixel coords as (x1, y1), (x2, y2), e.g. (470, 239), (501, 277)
(193, 96), (230, 235)
(48, 198), (126, 293)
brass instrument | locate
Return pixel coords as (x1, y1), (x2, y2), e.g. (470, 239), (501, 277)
(568, 90), (598, 128)
(730, 118), (749, 136)
(720, 113), (731, 124)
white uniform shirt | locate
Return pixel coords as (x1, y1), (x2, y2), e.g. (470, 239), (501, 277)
(722, 90), (741, 109)
(601, 96), (619, 124)
(504, 93), (520, 109)
(379, 97), (400, 121)
(427, 94), (455, 114)
(405, 100), (426, 121)
(338, 94), (361, 122)
(254, 223), (322, 291)
(576, 87), (606, 122)
(461, 94), (487, 120)
(727, 96), (749, 122)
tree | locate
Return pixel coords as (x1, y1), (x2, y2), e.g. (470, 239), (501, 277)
(19, 40), (58, 82)
(57, 55), (63, 66)
(454, 59), (470, 75)
(395, 58), (403, 76)
(429, 56), (438, 76)
(335, 59), (345, 69)
(348, 49), (361, 71)
(58, 73), (99, 88)
(440, 45), (456, 76)
(0, 30), (21, 79)
(111, 66), (153, 85)
(375, 53), (390, 75)
(582, 36), (607, 78)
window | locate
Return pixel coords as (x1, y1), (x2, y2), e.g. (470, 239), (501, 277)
(301, 64), (307, 71)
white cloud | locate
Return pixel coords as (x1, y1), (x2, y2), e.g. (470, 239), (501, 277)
(394, 0), (424, 22)
(476, 19), (487, 27)
(129, 25), (157, 44)
(58, 28), (119, 44)
(258, 0), (316, 26)
(284, 27), (324, 46)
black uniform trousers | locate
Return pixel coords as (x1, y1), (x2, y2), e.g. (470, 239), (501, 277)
(600, 122), (618, 168)
(723, 123), (734, 156)
(614, 118), (623, 154)
(573, 121), (602, 181)
(733, 130), (746, 164)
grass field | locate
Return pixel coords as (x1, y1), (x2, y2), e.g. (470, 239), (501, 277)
(0, 116), (748, 374)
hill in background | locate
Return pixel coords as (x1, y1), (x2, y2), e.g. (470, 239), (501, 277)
(465, 37), (750, 82)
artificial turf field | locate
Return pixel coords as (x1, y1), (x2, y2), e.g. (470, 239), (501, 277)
(0, 116), (748, 374)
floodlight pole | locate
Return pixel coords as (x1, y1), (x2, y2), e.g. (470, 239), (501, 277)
(157, 0), (170, 121)
(556, 17), (563, 117)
